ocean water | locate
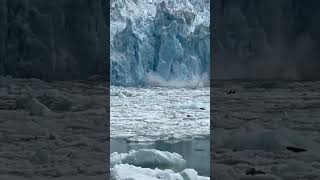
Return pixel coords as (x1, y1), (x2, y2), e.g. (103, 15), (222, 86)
(111, 137), (210, 176)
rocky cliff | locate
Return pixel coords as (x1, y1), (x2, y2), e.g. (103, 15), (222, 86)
(214, 0), (320, 80)
(0, 0), (107, 80)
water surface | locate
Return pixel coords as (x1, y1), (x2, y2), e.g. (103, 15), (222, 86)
(111, 136), (210, 176)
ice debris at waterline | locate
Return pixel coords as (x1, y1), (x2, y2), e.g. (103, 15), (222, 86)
(110, 86), (210, 141)
(110, 149), (209, 180)
(111, 0), (210, 86)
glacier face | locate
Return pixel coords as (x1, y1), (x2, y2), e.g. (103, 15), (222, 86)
(110, 0), (210, 86)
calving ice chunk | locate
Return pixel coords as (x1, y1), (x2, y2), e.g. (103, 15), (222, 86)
(110, 149), (209, 180)
(110, 0), (210, 86)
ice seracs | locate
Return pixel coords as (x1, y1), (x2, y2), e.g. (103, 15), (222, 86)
(110, 0), (210, 86)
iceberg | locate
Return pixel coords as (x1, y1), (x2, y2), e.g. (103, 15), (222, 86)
(111, 149), (186, 170)
(110, 149), (209, 180)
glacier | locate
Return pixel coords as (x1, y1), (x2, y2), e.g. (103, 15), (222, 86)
(110, 0), (210, 86)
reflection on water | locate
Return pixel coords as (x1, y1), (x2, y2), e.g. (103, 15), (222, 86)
(111, 136), (210, 176)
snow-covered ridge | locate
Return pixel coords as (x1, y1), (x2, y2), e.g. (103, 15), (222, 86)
(110, 149), (210, 180)
(110, 0), (210, 86)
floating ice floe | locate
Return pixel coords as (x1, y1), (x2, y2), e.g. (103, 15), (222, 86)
(111, 164), (209, 180)
(110, 149), (209, 180)
(111, 149), (186, 170)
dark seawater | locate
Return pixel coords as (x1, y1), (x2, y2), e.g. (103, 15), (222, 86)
(111, 136), (210, 176)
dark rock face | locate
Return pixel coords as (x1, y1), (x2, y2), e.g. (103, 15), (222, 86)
(0, 0), (107, 80)
(214, 0), (320, 80)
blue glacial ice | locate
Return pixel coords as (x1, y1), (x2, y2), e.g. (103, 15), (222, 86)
(110, 0), (210, 86)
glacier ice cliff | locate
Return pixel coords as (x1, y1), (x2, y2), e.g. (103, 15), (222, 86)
(110, 0), (210, 86)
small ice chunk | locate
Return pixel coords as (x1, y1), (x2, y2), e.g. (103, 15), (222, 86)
(126, 136), (154, 142)
(122, 90), (134, 97)
(179, 169), (198, 180)
(118, 92), (126, 98)
(156, 171), (177, 179)
(177, 100), (206, 110)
